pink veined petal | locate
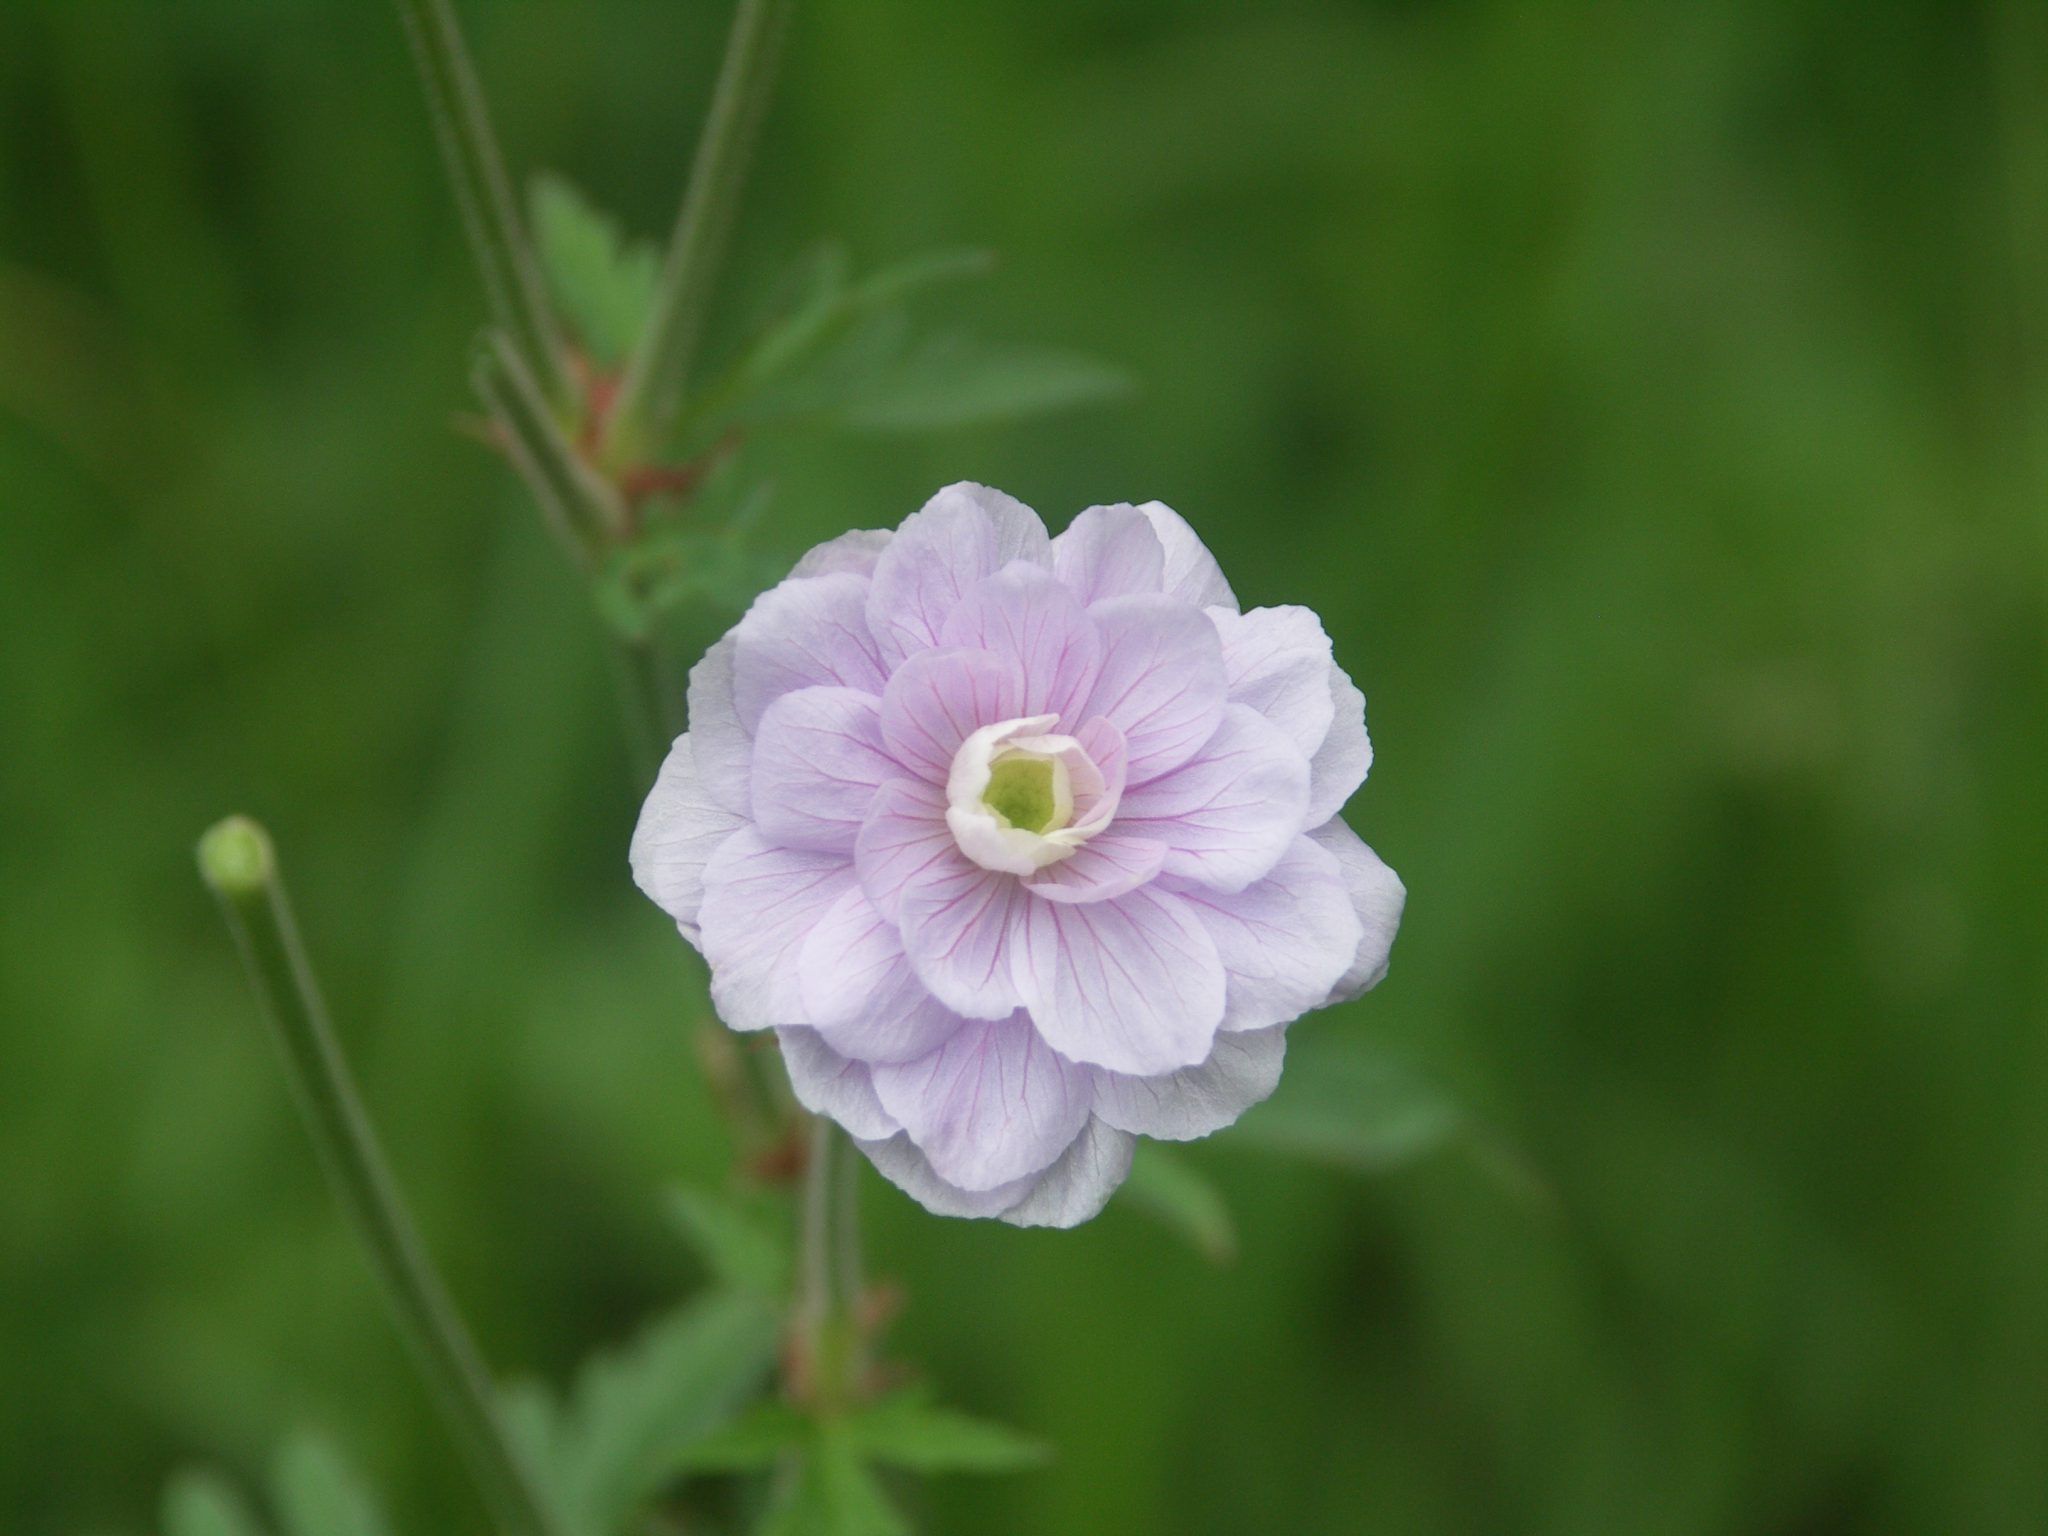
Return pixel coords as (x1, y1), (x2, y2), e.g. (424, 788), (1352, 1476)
(1067, 715), (1128, 828)
(997, 1116), (1136, 1229)
(1209, 604), (1338, 765)
(939, 562), (1103, 724)
(685, 635), (751, 815)
(1307, 665), (1373, 824)
(879, 647), (1026, 784)
(855, 777), (958, 924)
(698, 831), (858, 1031)
(897, 851), (1029, 1021)
(870, 1014), (1092, 1192)
(1080, 594), (1229, 781)
(855, 1132), (1038, 1219)
(1306, 817), (1406, 1002)
(1089, 1025), (1288, 1141)
(1138, 501), (1236, 612)
(1050, 504), (1167, 606)
(730, 571), (888, 730)
(630, 733), (748, 946)
(777, 1028), (901, 1141)
(791, 528), (891, 579)
(750, 687), (897, 853)
(1008, 884), (1225, 1075)
(798, 884), (966, 1064)
(1115, 703), (1310, 892)
(865, 483), (1051, 666)
(1021, 833), (1167, 903)
(1165, 835), (1362, 1031)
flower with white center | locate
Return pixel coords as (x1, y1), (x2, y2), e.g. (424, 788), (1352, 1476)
(631, 484), (1404, 1227)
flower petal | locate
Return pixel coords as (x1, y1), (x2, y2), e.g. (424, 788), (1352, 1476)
(1115, 703), (1310, 891)
(870, 1014), (1092, 1191)
(1210, 604), (1337, 765)
(1080, 595), (1228, 781)
(997, 1116), (1136, 1229)
(865, 483), (1051, 666)
(1166, 835), (1361, 1030)
(1307, 665), (1373, 824)
(897, 852), (1028, 1020)
(686, 636), (751, 815)
(751, 687), (898, 853)
(731, 571), (888, 730)
(792, 528), (891, 579)
(798, 885), (965, 1064)
(878, 647), (1026, 785)
(1138, 501), (1236, 612)
(1090, 1025), (1288, 1140)
(777, 1027), (900, 1141)
(1307, 817), (1405, 1001)
(939, 563), (1102, 724)
(856, 1133), (1037, 1219)
(855, 777), (957, 924)
(1021, 833), (1167, 903)
(1009, 884), (1225, 1074)
(630, 733), (748, 946)
(698, 831), (857, 1030)
(1051, 504), (1166, 606)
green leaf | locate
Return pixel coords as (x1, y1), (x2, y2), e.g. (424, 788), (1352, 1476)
(672, 1402), (809, 1473)
(555, 1289), (781, 1534)
(497, 1380), (566, 1493)
(1234, 1038), (1463, 1173)
(1120, 1143), (1238, 1264)
(162, 1471), (268, 1536)
(268, 1432), (392, 1536)
(840, 333), (1133, 432)
(530, 174), (661, 366)
(847, 1388), (1050, 1475)
(755, 1426), (908, 1536)
(666, 1184), (792, 1296)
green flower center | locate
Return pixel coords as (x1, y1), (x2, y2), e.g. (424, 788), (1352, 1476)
(983, 754), (1061, 834)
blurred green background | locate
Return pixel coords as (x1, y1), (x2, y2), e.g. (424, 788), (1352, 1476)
(5, 0), (2047, 1531)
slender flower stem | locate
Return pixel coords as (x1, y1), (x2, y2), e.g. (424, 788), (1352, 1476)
(196, 818), (568, 1536)
(610, 0), (794, 447)
(793, 1114), (864, 1412)
(398, 0), (570, 405)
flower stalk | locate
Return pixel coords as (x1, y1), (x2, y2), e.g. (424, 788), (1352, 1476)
(196, 817), (568, 1536)
(792, 1116), (865, 1412)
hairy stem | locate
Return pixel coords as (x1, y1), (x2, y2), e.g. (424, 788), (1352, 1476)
(197, 817), (568, 1536)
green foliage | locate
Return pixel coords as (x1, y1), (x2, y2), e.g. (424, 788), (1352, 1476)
(267, 1434), (393, 1536)
(754, 1426), (907, 1536)
(1118, 1144), (1237, 1264)
(162, 1474), (268, 1536)
(665, 1184), (793, 1297)
(1233, 1036), (1464, 1173)
(845, 1388), (1050, 1475)
(529, 175), (661, 368)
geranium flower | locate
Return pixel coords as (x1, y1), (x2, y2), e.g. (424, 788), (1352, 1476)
(632, 484), (1403, 1226)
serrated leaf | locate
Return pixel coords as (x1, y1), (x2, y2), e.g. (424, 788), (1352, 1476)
(1120, 1143), (1237, 1264)
(755, 1426), (908, 1536)
(529, 174), (660, 365)
(848, 1388), (1050, 1475)
(672, 1402), (810, 1473)
(840, 333), (1133, 432)
(162, 1471), (268, 1536)
(268, 1432), (391, 1536)
(666, 1185), (792, 1296)
(1235, 1037), (1463, 1172)
(556, 1290), (781, 1534)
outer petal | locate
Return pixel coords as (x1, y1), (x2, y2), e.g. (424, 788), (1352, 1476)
(871, 1015), (1092, 1191)
(1020, 833), (1166, 903)
(1080, 595), (1228, 781)
(798, 885), (964, 1064)
(1009, 885), (1225, 1074)
(1210, 605), (1337, 765)
(777, 1028), (900, 1141)
(731, 572), (888, 730)
(1051, 504), (1167, 606)
(698, 831), (858, 1030)
(630, 734), (747, 946)
(856, 1133), (1036, 1219)
(939, 563), (1102, 724)
(865, 483), (1051, 665)
(750, 687), (897, 853)
(879, 647), (1025, 784)
(1307, 666), (1373, 824)
(1139, 501), (1236, 612)
(1115, 704), (1311, 891)
(997, 1116), (1136, 1229)
(854, 778), (958, 924)
(1166, 836), (1361, 1030)
(686, 636), (751, 815)
(791, 528), (891, 579)
(897, 853), (1029, 1020)
(1307, 818), (1406, 1001)
(1090, 1025), (1288, 1140)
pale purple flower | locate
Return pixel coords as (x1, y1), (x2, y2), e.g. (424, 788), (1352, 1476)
(632, 484), (1404, 1227)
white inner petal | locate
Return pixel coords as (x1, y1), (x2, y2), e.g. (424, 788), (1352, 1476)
(946, 715), (1107, 874)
